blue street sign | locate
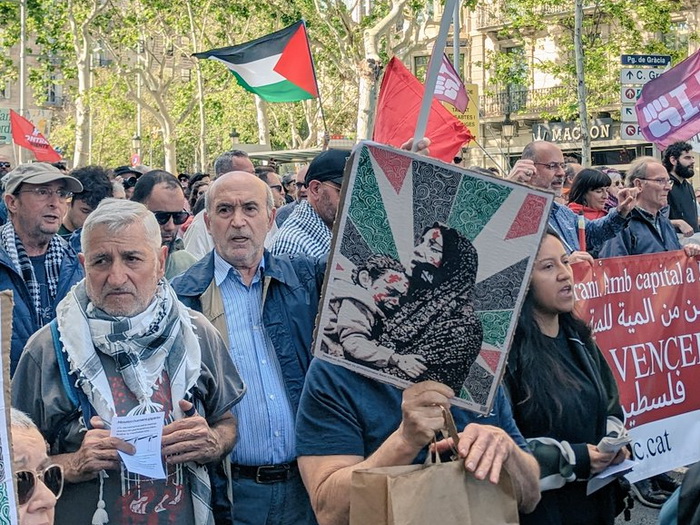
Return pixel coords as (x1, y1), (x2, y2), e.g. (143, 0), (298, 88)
(621, 54), (671, 66)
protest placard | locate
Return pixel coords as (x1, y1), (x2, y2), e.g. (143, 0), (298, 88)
(0, 291), (18, 524)
(573, 253), (700, 481)
(314, 141), (553, 414)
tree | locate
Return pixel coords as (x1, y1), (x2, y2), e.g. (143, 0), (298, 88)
(479, 0), (681, 163)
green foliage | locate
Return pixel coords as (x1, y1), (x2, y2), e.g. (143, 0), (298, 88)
(480, 0), (687, 122)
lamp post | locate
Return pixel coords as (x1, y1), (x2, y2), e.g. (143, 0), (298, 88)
(501, 116), (517, 170)
(131, 134), (141, 166)
(229, 128), (240, 146)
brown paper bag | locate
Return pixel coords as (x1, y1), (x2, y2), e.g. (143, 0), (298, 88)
(349, 457), (519, 525)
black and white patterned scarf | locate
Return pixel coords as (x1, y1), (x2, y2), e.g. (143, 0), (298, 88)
(56, 279), (214, 525)
(1, 222), (66, 325)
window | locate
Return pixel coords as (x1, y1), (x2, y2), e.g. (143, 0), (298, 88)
(46, 74), (63, 106)
(663, 21), (691, 53)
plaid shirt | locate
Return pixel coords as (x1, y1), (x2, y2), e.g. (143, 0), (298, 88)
(269, 200), (331, 257)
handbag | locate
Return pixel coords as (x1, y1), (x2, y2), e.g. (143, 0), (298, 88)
(349, 408), (519, 525)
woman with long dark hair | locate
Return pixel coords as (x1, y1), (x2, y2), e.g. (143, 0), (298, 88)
(568, 168), (612, 220)
(504, 230), (629, 524)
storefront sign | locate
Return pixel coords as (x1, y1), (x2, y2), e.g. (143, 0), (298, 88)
(532, 118), (613, 143)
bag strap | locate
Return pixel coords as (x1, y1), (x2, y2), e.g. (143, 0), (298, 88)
(439, 406), (461, 460)
(49, 320), (95, 429)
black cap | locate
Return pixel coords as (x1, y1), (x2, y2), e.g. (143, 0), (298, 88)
(305, 149), (350, 186)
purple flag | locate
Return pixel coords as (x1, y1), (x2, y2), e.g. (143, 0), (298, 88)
(433, 54), (468, 113)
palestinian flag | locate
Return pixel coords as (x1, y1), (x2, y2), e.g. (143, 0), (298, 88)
(193, 21), (318, 103)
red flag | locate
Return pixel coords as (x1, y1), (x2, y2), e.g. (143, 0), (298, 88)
(635, 49), (700, 148)
(10, 110), (62, 162)
(373, 57), (473, 163)
(434, 53), (468, 112)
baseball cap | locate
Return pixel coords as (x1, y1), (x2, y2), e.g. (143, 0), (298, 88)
(4, 163), (83, 195)
(113, 165), (149, 178)
(305, 149), (350, 186)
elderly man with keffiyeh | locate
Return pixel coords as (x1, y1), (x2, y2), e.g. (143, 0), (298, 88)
(0, 162), (85, 375)
(12, 198), (245, 525)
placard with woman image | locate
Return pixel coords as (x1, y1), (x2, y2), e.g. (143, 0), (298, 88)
(315, 141), (554, 414)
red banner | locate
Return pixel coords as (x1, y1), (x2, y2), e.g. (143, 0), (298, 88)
(635, 48), (700, 149)
(573, 252), (700, 481)
(10, 110), (62, 162)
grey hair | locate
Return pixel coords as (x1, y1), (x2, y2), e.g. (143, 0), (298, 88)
(625, 156), (656, 187)
(81, 198), (161, 254)
(213, 150), (250, 177)
(10, 408), (38, 430)
(204, 176), (275, 215)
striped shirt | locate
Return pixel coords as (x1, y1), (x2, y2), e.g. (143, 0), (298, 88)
(214, 251), (296, 465)
(269, 200), (331, 258)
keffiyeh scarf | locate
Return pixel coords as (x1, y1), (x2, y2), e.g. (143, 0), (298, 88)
(56, 279), (214, 525)
(1, 222), (65, 325)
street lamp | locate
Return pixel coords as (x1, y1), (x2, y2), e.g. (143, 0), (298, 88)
(501, 116), (517, 170)
(132, 134), (141, 154)
(229, 128), (240, 146)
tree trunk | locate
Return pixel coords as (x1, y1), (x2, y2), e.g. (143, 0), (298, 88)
(254, 96), (270, 145)
(356, 58), (382, 140)
(72, 30), (90, 166)
(574, 0), (591, 167)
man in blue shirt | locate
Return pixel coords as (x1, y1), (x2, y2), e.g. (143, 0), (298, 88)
(509, 141), (638, 262)
(296, 359), (542, 524)
(172, 171), (325, 525)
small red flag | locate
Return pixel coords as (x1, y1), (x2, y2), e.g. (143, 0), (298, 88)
(373, 57), (473, 163)
(10, 110), (62, 163)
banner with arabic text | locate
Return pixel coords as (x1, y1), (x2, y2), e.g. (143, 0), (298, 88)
(573, 252), (700, 482)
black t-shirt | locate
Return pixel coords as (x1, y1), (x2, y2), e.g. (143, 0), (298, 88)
(29, 254), (53, 326)
(667, 178), (699, 232)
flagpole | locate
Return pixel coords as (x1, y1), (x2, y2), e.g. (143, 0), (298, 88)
(301, 19), (329, 150)
(18, 0), (27, 164)
(412, 0), (458, 151)
(452, 0), (460, 71)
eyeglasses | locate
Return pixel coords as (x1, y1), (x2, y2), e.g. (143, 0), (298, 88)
(613, 180), (625, 187)
(153, 210), (189, 225)
(295, 182), (307, 189)
(0, 162), (10, 169)
(641, 177), (674, 187)
(18, 187), (73, 200)
(16, 464), (64, 505)
(534, 162), (567, 171)
(269, 184), (283, 192)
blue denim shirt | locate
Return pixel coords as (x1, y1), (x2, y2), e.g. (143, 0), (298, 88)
(549, 202), (628, 254)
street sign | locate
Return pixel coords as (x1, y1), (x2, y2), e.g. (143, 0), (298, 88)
(0, 109), (10, 145)
(620, 124), (644, 140)
(620, 68), (664, 84)
(621, 105), (638, 123)
(464, 83), (479, 142)
(621, 54), (671, 67)
(620, 86), (643, 103)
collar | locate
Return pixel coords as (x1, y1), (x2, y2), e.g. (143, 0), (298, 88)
(213, 250), (264, 287)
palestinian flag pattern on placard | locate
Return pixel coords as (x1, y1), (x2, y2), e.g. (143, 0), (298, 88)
(325, 143), (552, 414)
(193, 21), (318, 103)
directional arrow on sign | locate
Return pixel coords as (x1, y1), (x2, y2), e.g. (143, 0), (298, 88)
(621, 105), (638, 123)
(620, 87), (642, 103)
(620, 67), (664, 85)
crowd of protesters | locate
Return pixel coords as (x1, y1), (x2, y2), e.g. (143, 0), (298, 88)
(0, 137), (697, 525)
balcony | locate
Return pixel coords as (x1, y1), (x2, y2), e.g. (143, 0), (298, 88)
(475, 1), (589, 30)
(479, 86), (570, 118)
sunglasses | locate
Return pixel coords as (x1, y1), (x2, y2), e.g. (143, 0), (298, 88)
(153, 210), (189, 225)
(0, 162), (10, 169)
(16, 464), (64, 505)
(295, 182), (307, 189)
